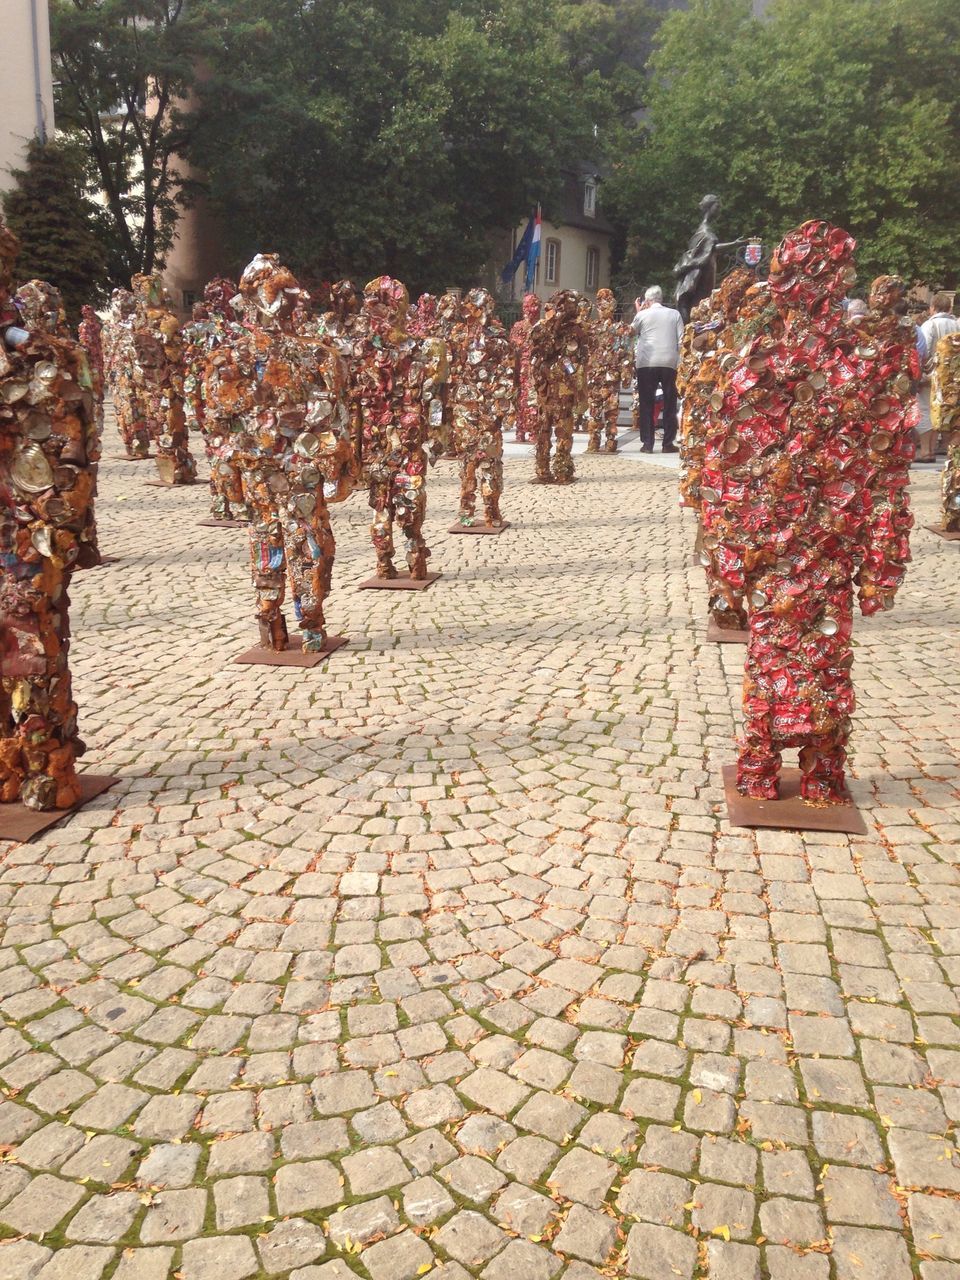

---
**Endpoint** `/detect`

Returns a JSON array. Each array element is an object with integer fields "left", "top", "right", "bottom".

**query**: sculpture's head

[
  {"left": 203, "top": 277, "right": 239, "bottom": 319},
  {"left": 131, "top": 272, "right": 170, "bottom": 310},
  {"left": 700, "top": 194, "right": 721, "bottom": 219},
  {"left": 437, "top": 291, "right": 460, "bottom": 324},
  {"left": 577, "top": 295, "right": 593, "bottom": 323},
  {"left": 15, "top": 280, "right": 65, "bottom": 334},
  {"left": 595, "top": 288, "right": 617, "bottom": 320},
  {"left": 551, "top": 289, "right": 580, "bottom": 322},
  {"left": 363, "top": 275, "right": 409, "bottom": 333},
  {"left": 191, "top": 301, "right": 210, "bottom": 323},
  {"left": 768, "top": 220, "right": 856, "bottom": 326},
  {"left": 522, "top": 293, "right": 541, "bottom": 324},
  {"left": 330, "top": 278, "right": 360, "bottom": 319},
  {"left": 81, "top": 304, "right": 99, "bottom": 326},
  {"left": 239, "top": 254, "right": 304, "bottom": 327},
  {"left": 110, "top": 288, "right": 135, "bottom": 320},
  {"left": 415, "top": 292, "right": 437, "bottom": 328},
  {"left": 868, "top": 274, "right": 907, "bottom": 315},
  {"left": 462, "top": 287, "right": 496, "bottom": 325}
]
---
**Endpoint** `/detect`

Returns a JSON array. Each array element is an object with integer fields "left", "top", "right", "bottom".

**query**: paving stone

[
  {"left": 402, "top": 1175, "right": 455, "bottom": 1226},
  {"left": 821, "top": 1164, "right": 901, "bottom": 1227},
  {"left": 257, "top": 1218, "right": 327, "bottom": 1272},
  {"left": 362, "top": 1230, "right": 434, "bottom": 1280},
  {"left": 761, "top": 1149, "right": 814, "bottom": 1199},
  {"left": 441, "top": 1153, "right": 507, "bottom": 1204},
  {"left": 548, "top": 1147, "right": 617, "bottom": 1207},
  {"left": 434, "top": 1209, "right": 507, "bottom": 1266},
  {"left": 66, "top": 1191, "right": 140, "bottom": 1242},
  {"left": 1, "top": 1174, "right": 84, "bottom": 1234},
  {"left": 758, "top": 1198, "right": 825, "bottom": 1247},
  {"left": 459, "top": 1068, "right": 531, "bottom": 1117},
  {"left": 32, "top": 1246, "right": 113, "bottom": 1280},
  {"left": 624, "top": 1223, "right": 698, "bottom": 1279},
  {"left": 139, "top": 1188, "right": 207, "bottom": 1242},
  {"left": 180, "top": 1236, "right": 259, "bottom": 1280},
  {"left": 699, "top": 1136, "right": 758, "bottom": 1186},
  {"left": 888, "top": 1127, "right": 960, "bottom": 1192},
  {"left": 108, "top": 1249, "right": 175, "bottom": 1280},
  {"left": 618, "top": 1169, "right": 690, "bottom": 1226},
  {"left": 326, "top": 1196, "right": 399, "bottom": 1247},
  {"left": 514, "top": 1091, "right": 586, "bottom": 1142},
  {"left": 137, "top": 1142, "right": 201, "bottom": 1188},
  {"left": 553, "top": 1204, "right": 617, "bottom": 1263},
  {"left": 691, "top": 1182, "right": 756, "bottom": 1239},
  {"left": 275, "top": 1159, "right": 342, "bottom": 1214},
  {"left": 832, "top": 1225, "right": 913, "bottom": 1278},
  {"left": 910, "top": 1193, "right": 960, "bottom": 1261},
  {"left": 342, "top": 1145, "right": 411, "bottom": 1195},
  {"left": 481, "top": 1239, "right": 562, "bottom": 1280},
  {"left": 705, "top": 1240, "right": 762, "bottom": 1280},
  {"left": 493, "top": 1183, "right": 559, "bottom": 1235}
]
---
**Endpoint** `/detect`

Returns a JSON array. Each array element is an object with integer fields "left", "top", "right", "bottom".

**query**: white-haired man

[{"left": 631, "top": 285, "right": 684, "bottom": 453}]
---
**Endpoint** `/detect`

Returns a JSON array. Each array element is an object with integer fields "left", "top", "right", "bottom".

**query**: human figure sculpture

[
  {"left": 0, "top": 222, "right": 99, "bottom": 810},
  {"left": 78, "top": 305, "right": 104, "bottom": 396},
  {"left": 183, "top": 277, "right": 249, "bottom": 521},
  {"left": 355, "top": 276, "right": 448, "bottom": 579},
  {"left": 702, "top": 220, "right": 917, "bottom": 803},
  {"left": 202, "top": 254, "right": 357, "bottom": 651},
  {"left": 678, "top": 268, "right": 756, "bottom": 631},
  {"left": 933, "top": 332, "right": 960, "bottom": 531},
  {"left": 409, "top": 293, "right": 437, "bottom": 340},
  {"left": 130, "top": 273, "right": 196, "bottom": 484},
  {"left": 509, "top": 293, "right": 542, "bottom": 444},
  {"left": 674, "top": 195, "right": 746, "bottom": 323},
  {"left": 528, "top": 289, "right": 588, "bottom": 485},
  {"left": 103, "top": 288, "right": 150, "bottom": 459},
  {"left": 447, "top": 287, "right": 514, "bottom": 527},
  {"left": 586, "top": 288, "right": 632, "bottom": 453}
]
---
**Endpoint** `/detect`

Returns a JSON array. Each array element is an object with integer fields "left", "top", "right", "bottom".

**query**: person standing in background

[
  {"left": 631, "top": 286, "right": 684, "bottom": 453},
  {"left": 918, "top": 293, "right": 959, "bottom": 461}
]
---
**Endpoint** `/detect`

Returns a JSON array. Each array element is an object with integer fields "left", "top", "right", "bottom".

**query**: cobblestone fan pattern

[{"left": 0, "top": 418, "right": 958, "bottom": 1280}]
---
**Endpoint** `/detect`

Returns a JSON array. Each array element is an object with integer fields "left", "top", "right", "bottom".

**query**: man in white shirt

[
  {"left": 631, "top": 286, "right": 685, "bottom": 453},
  {"left": 918, "top": 292, "right": 959, "bottom": 461}
]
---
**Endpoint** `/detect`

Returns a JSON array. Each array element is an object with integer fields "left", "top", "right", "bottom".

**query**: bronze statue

[{"left": 673, "top": 195, "right": 745, "bottom": 323}]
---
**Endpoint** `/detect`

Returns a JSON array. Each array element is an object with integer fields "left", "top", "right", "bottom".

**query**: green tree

[
  {"left": 190, "top": 0, "right": 642, "bottom": 293},
  {"left": 50, "top": 0, "right": 217, "bottom": 282},
  {"left": 1, "top": 139, "right": 109, "bottom": 322},
  {"left": 606, "top": 0, "right": 960, "bottom": 293}
]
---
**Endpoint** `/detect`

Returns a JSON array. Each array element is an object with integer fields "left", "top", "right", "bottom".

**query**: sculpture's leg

[
  {"left": 248, "top": 497, "right": 289, "bottom": 651},
  {"left": 481, "top": 437, "right": 504, "bottom": 526},
  {"left": 156, "top": 399, "right": 197, "bottom": 484},
  {"left": 400, "top": 467, "right": 430, "bottom": 579},
  {"left": 552, "top": 404, "right": 575, "bottom": 483},
  {"left": 286, "top": 488, "right": 335, "bottom": 652},
  {"left": 605, "top": 389, "right": 618, "bottom": 452},
  {"left": 799, "top": 732, "right": 848, "bottom": 803},
  {"left": 534, "top": 416, "right": 553, "bottom": 482},
  {"left": 459, "top": 451, "right": 478, "bottom": 523},
  {"left": 369, "top": 478, "right": 397, "bottom": 578},
  {"left": 737, "top": 711, "right": 782, "bottom": 800},
  {"left": 586, "top": 399, "right": 601, "bottom": 453}
]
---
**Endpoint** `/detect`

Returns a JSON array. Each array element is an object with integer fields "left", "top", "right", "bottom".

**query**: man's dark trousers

[{"left": 636, "top": 365, "right": 679, "bottom": 450}]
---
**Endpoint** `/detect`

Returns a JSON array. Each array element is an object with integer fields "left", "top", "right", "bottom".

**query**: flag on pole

[
  {"left": 501, "top": 213, "right": 535, "bottom": 285},
  {"left": 524, "top": 206, "right": 542, "bottom": 292}
]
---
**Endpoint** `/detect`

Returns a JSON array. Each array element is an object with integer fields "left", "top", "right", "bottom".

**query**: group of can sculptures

[
  {"left": 701, "top": 220, "right": 917, "bottom": 804},
  {"left": 353, "top": 276, "right": 448, "bottom": 580},
  {"left": 528, "top": 289, "right": 589, "bottom": 485},
  {"left": 0, "top": 221, "right": 100, "bottom": 810},
  {"left": 932, "top": 331, "right": 960, "bottom": 531},
  {"left": 585, "top": 288, "right": 632, "bottom": 454},
  {"left": 103, "top": 288, "right": 150, "bottom": 460},
  {"left": 508, "top": 293, "right": 541, "bottom": 444},
  {"left": 445, "top": 288, "right": 514, "bottom": 527},
  {"left": 182, "top": 278, "right": 250, "bottom": 521},
  {"left": 130, "top": 273, "right": 197, "bottom": 485},
  {"left": 202, "top": 255, "right": 357, "bottom": 652}
]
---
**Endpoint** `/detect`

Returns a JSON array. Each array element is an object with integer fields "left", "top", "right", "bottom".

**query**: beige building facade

[{"left": 0, "top": 0, "right": 55, "bottom": 192}]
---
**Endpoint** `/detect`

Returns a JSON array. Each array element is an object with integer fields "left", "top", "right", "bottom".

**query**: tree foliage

[
  {"left": 605, "top": 0, "right": 960, "bottom": 293},
  {"left": 189, "top": 0, "right": 651, "bottom": 293},
  {"left": 50, "top": 0, "right": 216, "bottom": 283},
  {"left": 1, "top": 139, "right": 109, "bottom": 322}
]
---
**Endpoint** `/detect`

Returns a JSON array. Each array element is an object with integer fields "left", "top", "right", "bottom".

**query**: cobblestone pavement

[{"left": 0, "top": 428, "right": 958, "bottom": 1280}]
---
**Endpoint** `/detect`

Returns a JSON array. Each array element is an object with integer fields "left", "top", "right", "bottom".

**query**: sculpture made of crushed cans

[
  {"left": 103, "top": 288, "right": 150, "bottom": 459},
  {"left": 701, "top": 220, "right": 918, "bottom": 804},
  {"left": 0, "top": 223, "right": 100, "bottom": 810},
  {"left": 355, "top": 276, "right": 448, "bottom": 579},
  {"left": 130, "top": 273, "right": 197, "bottom": 484},
  {"left": 678, "top": 268, "right": 758, "bottom": 630},
  {"left": 78, "top": 305, "right": 104, "bottom": 397},
  {"left": 932, "top": 333, "right": 960, "bottom": 531},
  {"left": 183, "top": 277, "right": 250, "bottom": 521},
  {"left": 586, "top": 288, "right": 632, "bottom": 454},
  {"left": 446, "top": 288, "right": 514, "bottom": 526},
  {"left": 508, "top": 293, "right": 541, "bottom": 443},
  {"left": 528, "top": 289, "right": 589, "bottom": 484},
  {"left": 202, "top": 254, "right": 358, "bottom": 651}
]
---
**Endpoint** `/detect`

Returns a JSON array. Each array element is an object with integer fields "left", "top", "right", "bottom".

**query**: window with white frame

[
  {"left": 585, "top": 247, "right": 600, "bottom": 292},
  {"left": 583, "top": 178, "right": 597, "bottom": 218},
  {"left": 545, "top": 239, "right": 561, "bottom": 285}
]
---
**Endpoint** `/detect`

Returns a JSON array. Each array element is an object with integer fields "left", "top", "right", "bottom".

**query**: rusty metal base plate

[
  {"left": 233, "top": 635, "right": 347, "bottom": 667},
  {"left": 358, "top": 572, "right": 442, "bottom": 591},
  {"left": 707, "top": 618, "right": 749, "bottom": 645},
  {"left": 109, "top": 455, "right": 153, "bottom": 462},
  {"left": 722, "top": 765, "right": 867, "bottom": 834},
  {"left": 448, "top": 521, "right": 511, "bottom": 536},
  {"left": 198, "top": 519, "right": 248, "bottom": 529},
  {"left": 145, "top": 478, "right": 203, "bottom": 488},
  {"left": 0, "top": 775, "right": 120, "bottom": 844},
  {"left": 925, "top": 524, "right": 960, "bottom": 541}
]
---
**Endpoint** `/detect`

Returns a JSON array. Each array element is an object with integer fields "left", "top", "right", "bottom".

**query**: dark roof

[{"left": 548, "top": 167, "right": 616, "bottom": 237}]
